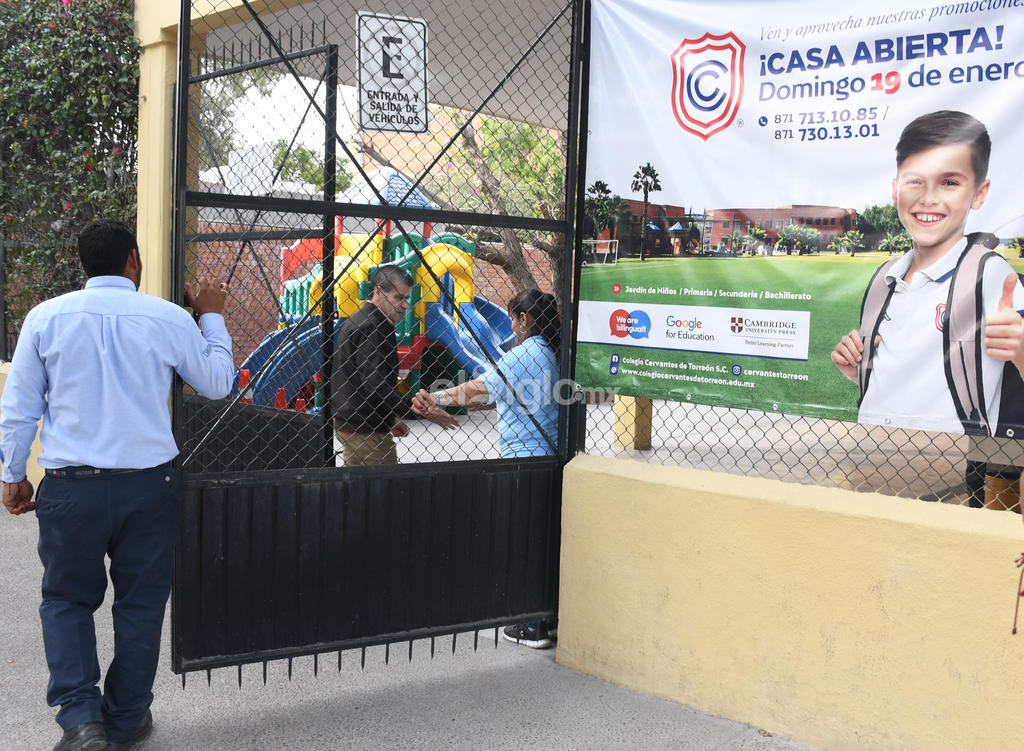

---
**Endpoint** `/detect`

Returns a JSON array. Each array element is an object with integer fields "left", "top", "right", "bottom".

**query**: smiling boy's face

[{"left": 892, "top": 142, "right": 990, "bottom": 258}]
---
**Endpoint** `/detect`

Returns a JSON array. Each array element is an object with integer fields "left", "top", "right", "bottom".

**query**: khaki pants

[{"left": 337, "top": 431, "right": 397, "bottom": 466}]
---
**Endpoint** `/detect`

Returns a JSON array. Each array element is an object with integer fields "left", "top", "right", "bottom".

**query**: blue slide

[
  {"left": 235, "top": 318, "right": 339, "bottom": 406},
  {"left": 235, "top": 275, "right": 513, "bottom": 405},
  {"left": 423, "top": 274, "right": 513, "bottom": 378}
]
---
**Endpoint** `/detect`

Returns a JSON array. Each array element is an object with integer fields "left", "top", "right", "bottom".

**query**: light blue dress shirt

[
  {"left": 481, "top": 335, "right": 558, "bottom": 458},
  {"left": 0, "top": 276, "right": 234, "bottom": 481}
]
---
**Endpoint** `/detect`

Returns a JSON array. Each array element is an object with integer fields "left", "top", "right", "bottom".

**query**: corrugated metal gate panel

[{"left": 172, "top": 460, "right": 561, "bottom": 673}]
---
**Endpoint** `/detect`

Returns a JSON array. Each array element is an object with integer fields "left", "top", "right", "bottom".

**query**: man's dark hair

[
  {"left": 372, "top": 264, "right": 414, "bottom": 293},
  {"left": 78, "top": 219, "right": 138, "bottom": 278},
  {"left": 896, "top": 110, "right": 991, "bottom": 184}
]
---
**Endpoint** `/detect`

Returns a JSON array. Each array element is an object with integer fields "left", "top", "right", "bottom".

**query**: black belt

[{"left": 45, "top": 462, "right": 172, "bottom": 479}]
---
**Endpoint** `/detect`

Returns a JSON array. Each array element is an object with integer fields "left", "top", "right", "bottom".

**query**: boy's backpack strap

[
  {"left": 856, "top": 258, "right": 900, "bottom": 401},
  {"left": 943, "top": 232, "right": 1000, "bottom": 435}
]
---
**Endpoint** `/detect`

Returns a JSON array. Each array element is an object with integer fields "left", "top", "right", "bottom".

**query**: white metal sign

[{"left": 357, "top": 12, "right": 428, "bottom": 133}]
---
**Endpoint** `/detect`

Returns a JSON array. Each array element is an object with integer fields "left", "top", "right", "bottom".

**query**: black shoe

[
  {"left": 53, "top": 722, "right": 107, "bottom": 751},
  {"left": 108, "top": 710, "right": 153, "bottom": 751},
  {"left": 502, "top": 621, "right": 554, "bottom": 649}
]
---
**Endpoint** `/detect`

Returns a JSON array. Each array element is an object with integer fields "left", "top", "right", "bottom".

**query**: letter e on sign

[{"left": 358, "top": 13, "right": 428, "bottom": 133}]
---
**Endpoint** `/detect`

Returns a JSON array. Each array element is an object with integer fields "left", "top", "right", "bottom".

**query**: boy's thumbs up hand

[{"left": 984, "top": 272, "right": 1024, "bottom": 368}]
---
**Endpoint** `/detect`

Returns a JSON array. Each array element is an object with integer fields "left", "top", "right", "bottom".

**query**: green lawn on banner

[{"left": 577, "top": 254, "right": 891, "bottom": 420}]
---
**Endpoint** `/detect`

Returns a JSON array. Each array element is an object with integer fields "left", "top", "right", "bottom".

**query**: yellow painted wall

[
  {"left": 558, "top": 454, "right": 1024, "bottom": 751},
  {"left": 133, "top": 0, "right": 311, "bottom": 299},
  {"left": 0, "top": 364, "right": 44, "bottom": 488}
]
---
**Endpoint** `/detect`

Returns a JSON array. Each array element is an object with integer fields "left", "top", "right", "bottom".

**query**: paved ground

[{"left": 1, "top": 503, "right": 822, "bottom": 751}]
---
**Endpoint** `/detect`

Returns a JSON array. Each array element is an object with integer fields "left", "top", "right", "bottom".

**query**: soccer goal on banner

[{"left": 581, "top": 239, "right": 619, "bottom": 266}]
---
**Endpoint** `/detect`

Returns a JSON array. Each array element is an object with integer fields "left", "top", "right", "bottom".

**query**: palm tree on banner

[{"left": 631, "top": 162, "right": 662, "bottom": 261}]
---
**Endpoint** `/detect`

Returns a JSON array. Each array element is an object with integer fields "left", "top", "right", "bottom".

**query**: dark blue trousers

[{"left": 35, "top": 465, "right": 178, "bottom": 743}]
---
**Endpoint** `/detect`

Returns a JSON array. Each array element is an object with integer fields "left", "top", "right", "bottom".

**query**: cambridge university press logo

[
  {"left": 730, "top": 316, "right": 744, "bottom": 334},
  {"left": 670, "top": 31, "right": 746, "bottom": 141}
]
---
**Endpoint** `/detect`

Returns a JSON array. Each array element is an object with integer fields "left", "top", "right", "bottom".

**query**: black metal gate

[{"left": 171, "top": 0, "right": 585, "bottom": 674}]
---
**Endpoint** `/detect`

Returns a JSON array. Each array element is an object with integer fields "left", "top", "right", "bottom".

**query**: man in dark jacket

[{"left": 331, "top": 265, "right": 457, "bottom": 464}]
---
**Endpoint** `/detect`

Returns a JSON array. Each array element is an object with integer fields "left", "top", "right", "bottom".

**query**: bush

[{"left": 0, "top": 0, "right": 139, "bottom": 328}]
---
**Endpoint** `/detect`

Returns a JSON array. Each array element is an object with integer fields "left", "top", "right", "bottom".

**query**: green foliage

[
  {"left": 827, "top": 230, "right": 864, "bottom": 254},
  {"left": 1007, "top": 237, "right": 1024, "bottom": 258},
  {"left": 777, "top": 224, "right": 822, "bottom": 253},
  {"left": 585, "top": 180, "right": 626, "bottom": 240},
  {"left": 630, "top": 162, "right": 661, "bottom": 260},
  {"left": 630, "top": 162, "right": 661, "bottom": 198},
  {"left": 478, "top": 115, "right": 564, "bottom": 217},
  {"left": 198, "top": 66, "right": 282, "bottom": 171},
  {"left": 858, "top": 204, "right": 903, "bottom": 236},
  {"left": 271, "top": 139, "right": 352, "bottom": 195},
  {"left": 878, "top": 229, "right": 913, "bottom": 255},
  {"left": 432, "top": 111, "right": 565, "bottom": 224},
  {"left": 744, "top": 227, "right": 769, "bottom": 253},
  {"left": 0, "top": 0, "right": 139, "bottom": 327}
]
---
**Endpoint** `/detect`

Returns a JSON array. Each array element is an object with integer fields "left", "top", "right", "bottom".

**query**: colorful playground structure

[{"left": 234, "top": 217, "right": 515, "bottom": 410}]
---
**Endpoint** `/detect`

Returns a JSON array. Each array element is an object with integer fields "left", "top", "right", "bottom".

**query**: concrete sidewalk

[{"left": 1, "top": 513, "right": 822, "bottom": 751}]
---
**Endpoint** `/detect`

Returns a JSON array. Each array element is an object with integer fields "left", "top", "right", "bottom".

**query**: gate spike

[
  {"left": 206, "top": 669, "right": 211, "bottom": 687},
  {"left": 237, "top": 665, "right": 242, "bottom": 689},
  {"left": 474, "top": 630, "right": 479, "bottom": 652},
  {"left": 313, "top": 653, "right": 319, "bottom": 677},
  {"left": 385, "top": 643, "right": 390, "bottom": 665},
  {"left": 262, "top": 661, "right": 267, "bottom": 686},
  {"left": 287, "top": 658, "right": 293, "bottom": 681},
  {"left": 451, "top": 632, "right": 457, "bottom": 655},
  {"left": 360, "top": 647, "right": 366, "bottom": 670},
  {"left": 337, "top": 650, "right": 342, "bottom": 672},
  {"left": 494, "top": 627, "right": 499, "bottom": 648},
  {"left": 181, "top": 672, "right": 186, "bottom": 689},
  {"left": 430, "top": 636, "right": 435, "bottom": 659},
  {"left": 408, "top": 639, "right": 414, "bottom": 662}
]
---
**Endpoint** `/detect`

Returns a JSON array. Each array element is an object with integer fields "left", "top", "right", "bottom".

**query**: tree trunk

[
  {"left": 640, "top": 192, "right": 649, "bottom": 262},
  {"left": 460, "top": 123, "right": 540, "bottom": 293}
]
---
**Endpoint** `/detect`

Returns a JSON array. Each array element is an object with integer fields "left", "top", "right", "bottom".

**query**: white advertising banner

[
  {"left": 588, "top": 0, "right": 1024, "bottom": 236},
  {"left": 577, "top": 301, "right": 811, "bottom": 360},
  {"left": 579, "top": 0, "right": 1024, "bottom": 436}
]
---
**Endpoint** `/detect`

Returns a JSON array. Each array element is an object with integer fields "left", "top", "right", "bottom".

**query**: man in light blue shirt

[{"left": 0, "top": 219, "right": 233, "bottom": 751}]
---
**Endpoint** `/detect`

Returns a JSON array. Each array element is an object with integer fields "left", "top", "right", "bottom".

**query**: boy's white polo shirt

[{"left": 858, "top": 237, "right": 1024, "bottom": 434}]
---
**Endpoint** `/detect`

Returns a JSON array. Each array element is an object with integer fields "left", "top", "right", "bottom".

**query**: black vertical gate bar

[
  {"left": 169, "top": 1, "right": 193, "bottom": 663},
  {"left": 560, "top": 0, "right": 587, "bottom": 460},
  {"left": 567, "top": 0, "right": 592, "bottom": 455},
  {"left": 321, "top": 46, "right": 338, "bottom": 465},
  {"left": 0, "top": 237, "right": 7, "bottom": 362},
  {"left": 169, "top": 0, "right": 193, "bottom": 464}
]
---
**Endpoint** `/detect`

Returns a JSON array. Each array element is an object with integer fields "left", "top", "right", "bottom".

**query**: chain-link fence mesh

[
  {"left": 178, "top": 0, "right": 575, "bottom": 472},
  {"left": 582, "top": 398, "right": 1024, "bottom": 513},
  {"left": 177, "top": 1, "right": 1024, "bottom": 518}
]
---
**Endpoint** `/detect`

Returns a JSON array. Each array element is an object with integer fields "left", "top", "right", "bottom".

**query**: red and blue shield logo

[{"left": 670, "top": 32, "right": 746, "bottom": 141}]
